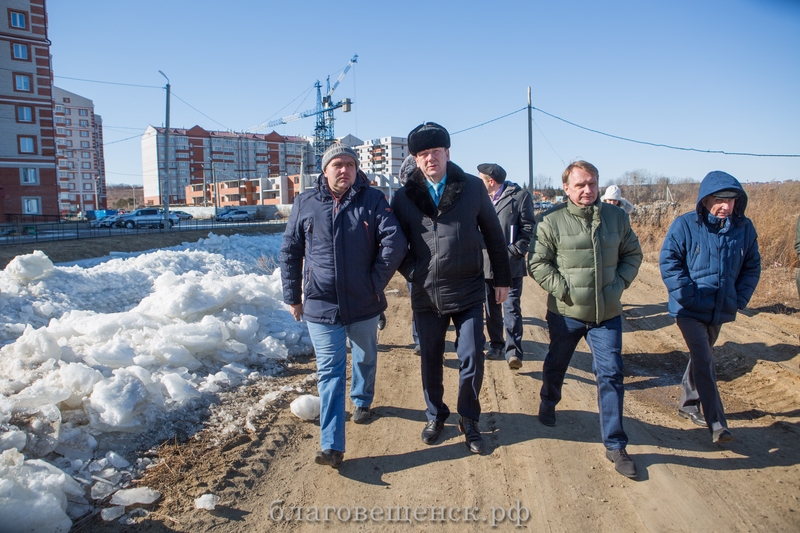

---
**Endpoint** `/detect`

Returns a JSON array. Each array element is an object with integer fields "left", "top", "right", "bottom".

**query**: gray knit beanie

[{"left": 321, "top": 143, "right": 359, "bottom": 172}]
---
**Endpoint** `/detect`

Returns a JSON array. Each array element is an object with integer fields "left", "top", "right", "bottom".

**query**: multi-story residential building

[
  {"left": 142, "top": 125, "right": 316, "bottom": 206},
  {"left": 53, "top": 87, "right": 106, "bottom": 216},
  {"left": 0, "top": 0, "right": 59, "bottom": 219},
  {"left": 353, "top": 136, "right": 408, "bottom": 188}
]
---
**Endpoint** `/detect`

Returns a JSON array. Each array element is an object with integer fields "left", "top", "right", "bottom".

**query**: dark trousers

[
  {"left": 676, "top": 317, "right": 727, "bottom": 432},
  {"left": 415, "top": 304, "right": 486, "bottom": 422},
  {"left": 541, "top": 311, "right": 628, "bottom": 449},
  {"left": 408, "top": 281, "right": 419, "bottom": 345},
  {"left": 484, "top": 277, "right": 524, "bottom": 360}
]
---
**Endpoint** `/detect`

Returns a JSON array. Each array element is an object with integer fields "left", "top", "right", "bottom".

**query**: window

[
  {"left": 80, "top": 162, "right": 90, "bottom": 169},
  {"left": 81, "top": 151, "right": 90, "bottom": 158},
  {"left": 83, "top": 183, "right": 93, "bottom": 190},
  {"left": 80, "top": 131, "right": 89, "bottom": 137},
  {"left": 58, "top": 171, "right": 67, "bottom": 178},
  {"left": 80, "top": 141, "right": 89, "bottom": 148},
  {"left": 18, "top": 136, "right": 35, "bottom": 154},
  {"left": 63, "top": 97, "right": 70, "bottom": 103},
  {"left": 79, "top": 109, "right": 88, "bottom": 116},
  {"left": 20, "top": 168, "right": 37, "bottom": 185},
  {"left": 10, "top": 11, "right": 27, "bottom": 29},
  {"left": 65, "top": 140, "right": 72, "bottom": 147},
  {"left": 16, "top": 105, "right": 33, "bottom": 123},
  {"left": 22, "top": 197, "right": 41, "bottom": 215},
  {"left": 14, "top": 73, "right": 31, "bottom": 92},
  {"left": 65, "top": 119, "right": 71, "bottom": 125},
  {"left": 68, "top": 183, "right": 75, "bottom": 190},
  {"left": 56, "top": 127, "right": 65, "bottom": 134},
  {"left": 55, "top": 105, "right": 63, "bottom": 113},
  {"left": 82, "top": 173, "right": 92, "bottom": 180},
  {"left": 65, "top": 130, "right": 72, "bottom": 137},
  {"left": 64, "top": 108, "right": 70, "bottom": 115},
  {"left": 83, "top": 194, "right": 93, "bottom": 201},
  {"left": 79, "top": 120, "right": 88, "bottom": 127},
  {"left": 12, "top": 43, "right": 29, "bottom": 60},
  {"left": 55, "top": 116, "right": 65, "bottom": 124}
]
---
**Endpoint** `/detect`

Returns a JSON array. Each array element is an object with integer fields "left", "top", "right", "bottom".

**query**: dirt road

[{"left": 81, "top": 260, "right": 800, "bottom": 532}]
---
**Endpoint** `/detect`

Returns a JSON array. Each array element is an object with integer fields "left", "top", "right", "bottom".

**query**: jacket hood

[{"left": 695, "top": 171, "right": 748, "bottom": 219}]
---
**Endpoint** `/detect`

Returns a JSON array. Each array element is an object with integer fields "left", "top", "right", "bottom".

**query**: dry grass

[{"left": 630, "top": 181, "right": 800, "bottom": 311}]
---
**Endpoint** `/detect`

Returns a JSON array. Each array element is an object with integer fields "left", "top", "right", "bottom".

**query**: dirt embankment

[{"left": 65, "top": 252, "right": 800, "bottom": 532}]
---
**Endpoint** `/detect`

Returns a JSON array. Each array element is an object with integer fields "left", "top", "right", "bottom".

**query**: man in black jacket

[
  {"left": 391, "top": 122, "right": 511, "bottom": 454},
  {"left": 478, "top": 163, "right": 536, "bottom": 370}
]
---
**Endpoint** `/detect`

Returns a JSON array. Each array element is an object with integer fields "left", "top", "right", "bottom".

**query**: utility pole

[
  {"left": 527, "top": 86, "right": 534, "bottom": 192},
  {"left": 159, "top": 70, "right": 171, "bottom": 230}
]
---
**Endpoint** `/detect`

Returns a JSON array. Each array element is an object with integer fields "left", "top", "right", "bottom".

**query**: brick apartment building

[
  {"left": 0, "top": 0, "right": 59, "bottom": 219},
  {"left": 53, "top": 86, "right": 106, "bottom": 216},
  {"left": 141, "top": 125, "right": 317, "bottom": 207}
]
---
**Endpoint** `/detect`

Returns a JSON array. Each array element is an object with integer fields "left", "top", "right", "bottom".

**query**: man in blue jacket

[
  {"left": 280, "top": 143, "right": 407, "bottom": 468},
  {"left": 391, "top": 122, "right": 511, "bottom": 455},
  {"left": 660, "top": 171, "right": 761, "bottom": 444}
]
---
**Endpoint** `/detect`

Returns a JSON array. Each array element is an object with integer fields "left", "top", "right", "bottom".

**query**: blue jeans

[
  {"left": 541, "top": 311, "right": 628, "bottom": 449},
  {"left": 306, "top": 315, "right": 379, "bottom": 453},
  {"left": 415, "top": 304, "right": 486, "bottom": 422},
  {"left": 485, "top": 277, "right": 524, "bottom": 360}
]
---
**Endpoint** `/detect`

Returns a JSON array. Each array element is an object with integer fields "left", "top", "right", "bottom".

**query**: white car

[
  {"left": 91, "top": 215, "right": 121, "bottom": 228},
  {"left": 218, "top": 210, "right": 250, "bottom": 222}
]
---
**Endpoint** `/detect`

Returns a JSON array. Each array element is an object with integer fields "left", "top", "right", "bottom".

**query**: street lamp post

[
  {"left": 129, "top": 184, "right": 137, "bottom": 210},
  {"left": 158, "top": 70, "right": 171, "bottom": 230}
]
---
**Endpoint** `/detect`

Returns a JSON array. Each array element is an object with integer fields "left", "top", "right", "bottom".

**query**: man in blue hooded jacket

[
  {"left": 280, "top": 143, "right": 407, "bottom": 467},
  {"left": 660, "top": 171, "right": 761, "bottom": 444}
]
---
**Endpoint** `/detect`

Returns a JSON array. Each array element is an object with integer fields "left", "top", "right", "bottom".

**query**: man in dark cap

[
  {"left": 281, "top": 143, "right": 407, "bottom": 468},
  {"left": 477, "top": 163, "right": 535, "bottom": 370},
  {"left": 391, "top": 123, "right": 511, "bottom": 454},
  {"left": 660, "top": 170, "right": 761, "bottom": 444}
]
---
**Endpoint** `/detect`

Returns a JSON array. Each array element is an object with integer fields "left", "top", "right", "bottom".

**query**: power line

[
  {"left": 172, "top": 92, "right": 231, "bottom": 131},
  {"left": 451, "top": 108, "right": 526, "bottom": 135},
  {"left": 531, "top": 106, "right": 800, "bottom": 158},
  {"left": 104, "top": 134, "right": 141, "bottom": 145},
  {"left": 53, "top": 75, "right": 160, "bottom": 89}
]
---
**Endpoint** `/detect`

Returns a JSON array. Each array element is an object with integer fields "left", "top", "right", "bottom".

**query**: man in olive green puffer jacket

[{"left": 528, "top": 160, "right": 642, "bottom": 479}]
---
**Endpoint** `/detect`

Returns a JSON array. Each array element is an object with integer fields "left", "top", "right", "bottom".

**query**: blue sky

[{"left": 47, "top": 0, "right": 800, "bottom": 187}]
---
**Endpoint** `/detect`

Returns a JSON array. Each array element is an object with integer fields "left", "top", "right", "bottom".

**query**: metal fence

[{"left": 0, "top": 217, "right": 284, "bottom": 247}]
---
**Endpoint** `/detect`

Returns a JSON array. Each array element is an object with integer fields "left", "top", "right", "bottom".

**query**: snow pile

[
  {"left": 0, "top": 233, "right": 313, "bottom": 529},
  {"left": 195, "top": 493, "right": 220, "bottom": 510}
]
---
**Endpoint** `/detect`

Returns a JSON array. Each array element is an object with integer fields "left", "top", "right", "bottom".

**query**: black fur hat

[{"left": 408, "top": 122, "right": 451, "bottom": 155}]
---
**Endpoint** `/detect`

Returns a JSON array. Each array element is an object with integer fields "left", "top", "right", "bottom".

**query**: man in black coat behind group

[{"left": 478, "top": 163, "right": 536, "bottom": 370}]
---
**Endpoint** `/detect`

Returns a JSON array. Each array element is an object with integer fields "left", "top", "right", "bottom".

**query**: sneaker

[
  {"left": 315, "top": 449, "right": 343, "bottom": 468},
  {"left": 538, "top": 401, "right": 556, "bottom": 427},
  {"left": 712, "top": 428, "right": 734, "bottom": 444},
  {"left": 486, "top": 347, "right": 504, "bottom": 360},
  {"left": 606, "top": 448, "right": 637, "bottom": 479},
  {"left": 378, "top": 314, "right": 387, "bottom": 331},
  {"left": 678, "top": 409, "right": 706, "bottom": 427},
  {"left": 458, "top": 416, "right": 483, "bottom": 454},
  {"left": 352, "top": 406, "right": 371, "bottom": 424},
  {"left": 413, "top": 344, "right": 421, "bottom": 356},
  {"left": 508, "top": 355, "right": 522, "bottom": 370},
  {"left": 421, "top": 419, "right": 445, "bottom": 445}
]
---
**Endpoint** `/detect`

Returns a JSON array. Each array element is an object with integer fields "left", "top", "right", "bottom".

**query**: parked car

[
  {"left": 171, "top": 210, "right": 193, "bottom": 220},
  {"left": 91, "top": 215, "right": 119, "bottom": 228},
  {"left": 117, "top": 208, "right": 179, "bottom": 229},
  {"left": 92, "top": 214, "right": 123, "bottom": 228},
  {"left": 217, "top": 210, "right": 250, "bottom": 222}
]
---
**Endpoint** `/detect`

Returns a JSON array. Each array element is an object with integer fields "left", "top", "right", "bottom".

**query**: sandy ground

[{"left": 12, "top": 233, "right": 798, "bottom": 532}]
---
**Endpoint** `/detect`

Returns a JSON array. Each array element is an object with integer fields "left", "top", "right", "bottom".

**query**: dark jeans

[
  {"left": 676, "top": 317, "right": 726, "bottom": 432},
  {"left": 415, "top": 304, "right": 486, "bottom": 422},
  {"left": 484, "top": 277, "right": 524, "bottom": 360},
  {"left": 541, "top": 311, "right": 628, "bottom": 449}
]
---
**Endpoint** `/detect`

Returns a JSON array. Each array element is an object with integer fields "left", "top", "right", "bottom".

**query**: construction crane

[{"left": 256, "top": 54, "right": 357, "bottom": 171}]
